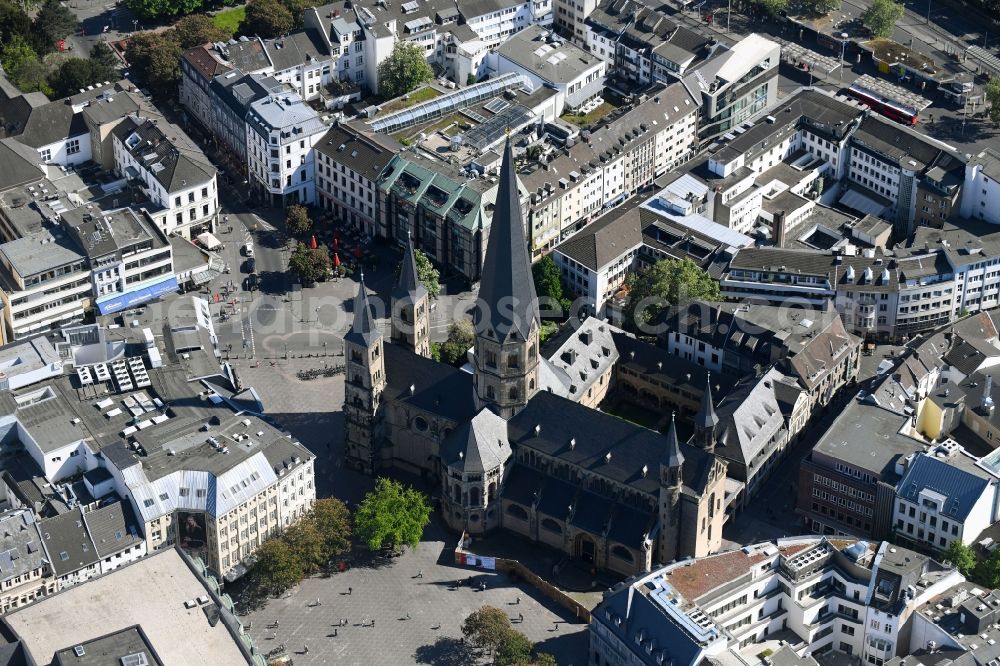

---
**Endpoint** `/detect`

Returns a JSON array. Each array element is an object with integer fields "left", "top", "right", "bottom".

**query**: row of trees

[
  {"left": 126, "top": 14, "right": 232, "bottom": 100},
  {"left": 986, "top": 79, "right": 1000, "bottom": 127},
  {"left": 249, "top": 480, "right": 431, "bottom": 598},
  {"left": 0, "top": 0, "right": 99, "bottom": 97},
  {"left": 462, "top": 606, "right": 556, "bottom": 666},
  {"left": 756, "top": 0, "right": 903, "bottom": 39},
  {"left": 946, "top": 541, "right": 1000, "bottom": 590},
  {"left": 249, "top": 498, "right": 352, "bottom": 596}
]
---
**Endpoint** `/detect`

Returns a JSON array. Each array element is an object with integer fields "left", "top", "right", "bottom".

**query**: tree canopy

[
  {"left": 945, "top": 540, "right": 977, "bottom": 577},
  {"left": 986, "top": 78, "right": 1000, "bottom": 126},
  {"left": 174, "top": 14, "right": 230, "bottom": 48},
  {"left": 289, "top": 242, "right": 331, "bottom": 284},
  {"left": 126, "top": 0, "right": 202, "bottom": 20},
  {"left": 803, "top": 0, "right": 841, "bottom": 14},
  {"left": 625, "top": 258, "right": 721, "bottom": 331},
  {"left": 757, "top": 0, "right": 788, "bottom": 15},
  {"left": 861, "top": 0, "right": 904, "bottom": 38},
  {"left": 311, "top": 498, "right": 352, "bottom": 561},
  {"left": 461, "top": 606, "right": 541, "bottom": 666},
  {"left": 285, "top": 204, "right": 312, "bottom": 236},
  {"left": 532, "top": 254, "right": 569, "bottom": 316},
  {"left": 33, "top": 0, "right": 77, "bottom": 54},
  {"left": 376, "top": 41, "right": 433, "bottom": 100},
  {"left": 439, "top": 318, "right": 474, "bottom": 366},
  {"left": 125, "top": 31, "right": 183, "bottom": 100},
  {"left": 249, "top": 539, "right": 304, "bottom": 596},
  {"left": 48, "top": 57, "right": 117, "bottom": 99},
  {"left": 0, "top": 36, "right": 50, "bottom": 96},
  {"left": 413, "top": 248, "right": 441, "bottom": 299},
  {"left": 354, "top": 478, "right": 431, "bottom": 553},
  {"left": 242, "top": 0, "right": 294, "bottom": 38}
]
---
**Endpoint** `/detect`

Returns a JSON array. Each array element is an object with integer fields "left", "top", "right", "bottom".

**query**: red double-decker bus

[{"left": 846, "top": 84, "right": 919, "bottom": 125}]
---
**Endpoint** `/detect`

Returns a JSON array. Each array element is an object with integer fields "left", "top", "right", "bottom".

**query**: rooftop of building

[
  {"left": 0, "top": 336, "right": 62, "bottom": 386},
  {"left": 112, "top": 116, "right": 216, "bottom": 194},
  {"left": 0, "top": 509, "right": 45, "bottom": 584},
  {"left": 181, "top": 44, "right": 232, "bottom": 83},
  {"left": 314, "top": 121, "right": 400, "bottom": 181},
  {"left": 586, "top": 0, "right": 711, "bottom": 64},
  {"left": 0, "top": 224, "right": 83, "bottom": 279},
  {"left": 60, "top": 205, "right": 165, "bottom": 259},
  {"left": 5, "top": 548, "right": 251, "bottom": 665},
  {"left": 262, "top": 28, "right": 330, "bottom": 73},
  {"left": 971, "top": 147, "right": 1000, "bottom": 181},
  {"left": 248, "top": 92, "right": 327, "bottom": 138},
  {"left": 813, "top": 398, "right": 923, "bottom": 479},
  {"left": 496, "top": 25, "right": 602, "bottom": 84},
  {"left": 52, "top": 625, "right": 163, "bottom": 666},
  {"left": 0, "top": 139, "right": 43, "bottom": 192},
  {"left": 39, "top": 507, "right": 98, "bottom": 578}
]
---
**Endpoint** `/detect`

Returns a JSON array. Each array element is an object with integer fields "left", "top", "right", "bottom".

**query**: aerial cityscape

[{"left": 0, "top": 0, "right": 994, "bottom": 662}]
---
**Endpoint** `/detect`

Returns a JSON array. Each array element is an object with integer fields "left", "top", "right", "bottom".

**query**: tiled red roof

[{"left": 182, "top": 44, "right": 232, "bottom": 81}]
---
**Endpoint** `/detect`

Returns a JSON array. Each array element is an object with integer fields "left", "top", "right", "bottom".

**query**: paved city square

[{"left": 242, "top": 532, "right": 590, "bottom": 666}]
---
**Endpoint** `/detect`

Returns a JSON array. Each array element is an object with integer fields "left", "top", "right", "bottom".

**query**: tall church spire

[
  {"left": 694, "top": 371, "right": 719, "bottom": 451},
  {"left": 393, "top": 234, "right": 427, "bottom": 302},
  {"left": 345, "top": 274, "right": 380, "bottom": 347},
  {"left": 391, "top": 237, "right": 431, "bottom": 357},
  {"left": 472, "top": 138, "right": 540, "bottom": 418},
  {"left": 474, "top": 139, "right": 538, "bottom": 341},
  {"left": 662, "top": 412, "right": 684, "bottom": 470}
]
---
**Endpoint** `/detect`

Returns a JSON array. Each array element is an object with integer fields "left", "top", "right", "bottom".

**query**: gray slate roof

[
  {"left": 82, "top": 501, "right": 142, "bottom": 559},
  {"left": 897, "top": 452, "right": 991, "bottom": 521},
  {"left": 0, "top": 510, "right": 45, "bottom": 584},
  {"left": 441, "top": 408, "right": 510, "bottom": 472},
  {"left": 38, "top": 507, "right": 98, "bottom": 578},
  {"left": 393, "top": 235, "right": 428, "bottom": 302},
  {"left": 344, "top": 279, "right": 381, "bottom": 347},
  {"left": 113, "top": 116, "right": 215, "bottom": 194}
]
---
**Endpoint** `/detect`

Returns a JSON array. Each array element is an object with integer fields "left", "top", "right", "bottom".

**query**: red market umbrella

[
  {"left": 353, "top": 245, "right": 363, "bottom": 259},
  {"left": 332, "top": 237, "right": 339, "bottom": 252},
  {"left": 333, "top": 253, "right": 341, "bottom": 268},
  {"left": 334, "top": 231, "right": 341, "bottom": 242},
  {"left": 310, "top": 235, "right": 318, "bottom": 249}
]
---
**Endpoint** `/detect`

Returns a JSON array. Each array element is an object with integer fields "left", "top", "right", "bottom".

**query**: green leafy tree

[
  {"left": 174, "top": 14, "right": 229, "bottom": 48},
  {"left": 377, "top": 41, "right": 433, "bottom": 100},
  {"left": 48, "top": 57, "right": 115, "bottom": 99},
  {"left": 986, "top": 78, "right": 1000, "bottom": 126},
  {"left": 758, "top": 0, "right": 788, "bottom": 15},
  {"left": 467, "top": 73, "right": 476, "bottom": 86},
  {"left": 125, "top": 31, "right": 183, "bottom": 100},
  {"left": 285, "top": 204, "right": 312, "bottom": 236},
  {"left": 439, "top": 318, "right": 475, "bottom": 366},
  {"left": 0, "top": 36, "right": 50, "bottom": 96},
  {"left": 533, "top": 655, "right": 558, "bottom": 666},
  {"left": 0, "top": 0, "right": 31, "bottom": 46},
  {"left": 538, "top": 320, "right": 558, "bottom": 345},
  {"left": 1, "top": 35, "right": 38, "bottom": 79},
  {"left": 249, "top": 539, "right": 303, "bottom": 596},
  {"left": 354, "top": 478, "right": 431, "bottom": 553},
  {"left": 90, "top": 42, "right": 120, "bottom": 71},
  {"left": 413, "top": 248, "right": 440, "bottom": 299},
  {"left": 496, "top": 629, "right": 534, "bottom": 666},
  {"left": 32, "top": 0, "right": 77, "bottom": 54},
  {"left": 803, "top": 0, "right": 841, "bottom": 14},
  {"left": 461, "top": 606, "right": 512, "bottom": 656},
  {"left": 283, "top": 520, "right": 325, "bottom": 574},
  {"left": 126, "top": 0, "right": 203, "bottom": 20},
  {"left": 532, "top": 254, "right": 569, "bottom": 314},
  {"left": 281, "top": 0, "right": 324, "bottom": 27},
  {"left": 974, "top": 548, "right": 1000, "bottom": 588},
  {"left": 946, "top": 540, "right": 977, "bottom": 577},
  {"left": 310, "top": 498, "right": 352, "bottom": 561},
  {"left": 625, "top": 258, "right": 721, "bottom": 331},
  {"left": 241, "top": 0, "right": 294, "bottom": 38},
  {"left": 289, "top": 242, "right": 331, "bottom": 283},
  {"left": 861, "top": 0, "right": 904, "bottom": 38}
]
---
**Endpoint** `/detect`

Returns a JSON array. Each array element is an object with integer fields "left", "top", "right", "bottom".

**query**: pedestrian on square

[
  {"left": 519, "top": 613, "right": 523, "bottom": 623},
  {"left": 348, "top": 586, "right": 352, "bottom": 595}
]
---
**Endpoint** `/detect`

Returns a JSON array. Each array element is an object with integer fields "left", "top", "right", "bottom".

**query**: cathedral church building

[{"left": 343, "top": 140, "right": 728, "bottom": 576}]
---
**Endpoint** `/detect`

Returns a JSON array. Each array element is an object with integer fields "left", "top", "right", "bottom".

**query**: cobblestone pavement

[{"left": 243, "top": 532, "right": 590, "bottom": 666}]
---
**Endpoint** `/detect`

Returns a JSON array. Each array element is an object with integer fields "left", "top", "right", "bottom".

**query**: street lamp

[{"left": 839, "top": 33, "right": 849, "bottom": 82}]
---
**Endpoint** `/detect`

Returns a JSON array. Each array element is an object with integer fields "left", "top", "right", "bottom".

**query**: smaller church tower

[
  {"left": 694, "top": 372, "right": 719, "bottom": 452},
  {"left": 343, "top": 276, "right": 387, "bottom": 474},
  {"left": 658, "top": 412, "right": 685, "bottom": 564},
  {"left": 391, "top": 235, "right": 431, "bottom": 358}
]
